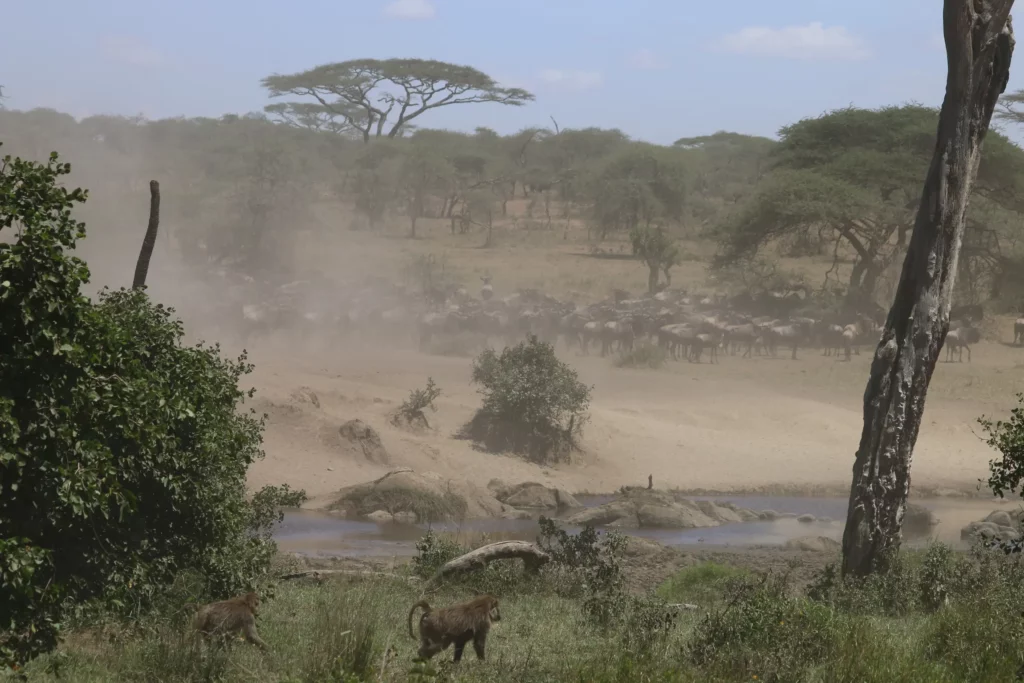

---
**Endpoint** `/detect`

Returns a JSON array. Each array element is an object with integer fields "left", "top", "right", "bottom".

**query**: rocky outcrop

[
  {"left": 961, "top": 508, "right": 1024, "bottom": 544},
  {"left": 290, "top": 386, "right": 320, "bottom": 409},
  {"left": 338, "top": 419, "right": 390, "bottom": 465},
  {"left": 565, "top": 490, "right": 758, "bottom": 530},
  {"left": 495, "top": 482, "right": 582, "bottom": 511},
  {"left": 785, "top": 536, "right": 841, "bottom": 553},
  {"left": 329, "top": 469, "right": 506, "bottom": 523}
]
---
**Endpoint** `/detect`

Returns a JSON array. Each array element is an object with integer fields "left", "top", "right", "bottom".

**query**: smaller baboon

[
  {"left": 194, "top": 592, "right": 268, "bottom": 651},
  {"left": 407, "top": 594, "right": 501, "bottom": 662}
]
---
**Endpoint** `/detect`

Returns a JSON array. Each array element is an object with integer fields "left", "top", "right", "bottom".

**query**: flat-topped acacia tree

[
  {"left": 842, "top": 0, "right": 1016, "bottom": 577},
  {"left": 261, "top": 58, "right": 534, "bottom": 143}
]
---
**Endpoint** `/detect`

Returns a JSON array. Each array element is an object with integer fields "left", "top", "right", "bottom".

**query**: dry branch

[
  {"left": 132, "top": 180, "right": 160, "bottom": 290},
  {"left": 421, "top": 541, "right": 551, "bottom": 592}
]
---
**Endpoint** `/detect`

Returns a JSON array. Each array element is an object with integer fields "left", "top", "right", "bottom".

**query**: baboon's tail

[{"left": 407, "top": 600, "right": 430, "bottom": 640}]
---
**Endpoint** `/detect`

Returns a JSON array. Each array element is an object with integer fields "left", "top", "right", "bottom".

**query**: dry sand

[{"left": 239, "top": 335, "right": 1014, "bottom": 507}]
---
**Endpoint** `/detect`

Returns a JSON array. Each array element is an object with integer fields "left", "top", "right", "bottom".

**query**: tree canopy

[
  {"left": 716, "top": 105, "right": 1024, "bottom": 307},
  {"left": 262, "top": 58, "right": 534, "bottom": 143}
]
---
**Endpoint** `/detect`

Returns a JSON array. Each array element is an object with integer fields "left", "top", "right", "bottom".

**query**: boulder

[
  {"left": 961, "top": 520, "right": 1020, "bottom": 543},
  {"left": 566, "top": 502, "right": 639, "bottom": 527},
  {"left": 785, "top": 536, "right": 841, "bottom": 553},
  {"left": 759, "top": 510, "right": 780, "bottom": 521},
  {"left": 329, "top": 469, "right": 506, "bottom": 522},
  {"left": 797, "top": 514, "right": 816, "bottom": 524},
  {"left": 696, "top": 500, "right": 744, "bottom": 524},
  {"left": 290, "top": 386, "right": 320, "bottom": 409},
  {"left": 498, "top": 482, "right": 582, "bottom": 510},
  {"left": 366, "top": 510, "right": 394, "bottom": 523},
  {"left": 637, "top": 503, "right": 719, "bottom": 529},
  {"left": 984, "top": 510, "right": 1014, "bottom": 528},
  {"left": 338, "top": 419, "right": 390, "bottom": 465}
]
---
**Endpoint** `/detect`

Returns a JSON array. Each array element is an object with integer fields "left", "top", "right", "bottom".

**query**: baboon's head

[
  {"left": 489, "top": 598, "right": 501, "bottom": 622},
  {"left": 245, "top": 592, "right": 261, "bottom": 615}
]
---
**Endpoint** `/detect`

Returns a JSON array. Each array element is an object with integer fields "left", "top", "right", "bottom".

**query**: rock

[
  {"left": 487, "top": 478, "right": 509, "bottom": 496},
  {"left": 736, "top": 508, "right": 761, "bottom": 522},
  {"left": 759, "top": 510, "right": 780, "bottom": 521},
  {"left": 329, "top": 469, "right": 506, "bottom": 522},
  {"left": 785, "top": 536, "right": 841, "bottom": 553},
  {"left": 984, "top": 510, "right": 1014, "bottom": 528},
  {"left": 637, "top": 503, "right": 718, "bottom": 529},
  {"left": 566, "top": 502, "right": 639, "bottom": 527},
  {"left": 779, "top": 512, "right": 797, "bottom": 519},
  {"left": 696, "top": 500, "right": 744, "bottom": 524},
  {"left": 904, "top": 504, "right": 939, "bottom": 537},
  {"left": 366, "top": 510, "right": 394, "bottom": 523},
  {"left": 961, "top": 520, "right": 1021, "bottom": 543},
  {"left": 338, "top": 419, "right": 390, "bottom": 465},
  {"left": 797, "top": 514, "right": 816, "bottom": 524},
  {"left": 392, "top": 511, "right": 418, "bottom": 524},
  {"left": 496, "top": 482, "right": 582, "bottom": 510},
  {"left": 290, "top": 386, "right": 320, "bottom": 409},
  {"left": 819, "top": 516, "right": 832, "bottom": 523}
]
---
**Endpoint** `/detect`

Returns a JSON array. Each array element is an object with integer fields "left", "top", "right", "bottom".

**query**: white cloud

[
  {"left": 628, "top": 49, "right": 666, "bottom": 70},
  {"left": 383, "top": 0, "right": 436, "bottom": 20},
  {"left": 538, "top": 69, "right": 603, "bottom": 91},
  {"left": 718, "top": 22, "right": 870, "bottom": 61},
  {"left": 99, "top": 35, "right": 166, "bottom": 67}
]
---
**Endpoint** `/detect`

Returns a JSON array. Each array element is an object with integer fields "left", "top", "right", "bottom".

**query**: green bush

[
  {"left": 394, "top": 377, "right": 442, "bottom": 428},
  {"left": 465, "top": 336, "right": 592, "bottom": 463},
  {"left": 0, "top": 148, "right": 296, "bottom": 667},
  {"left": 657, "top": 562, "right": 749, "bottom": 606}
]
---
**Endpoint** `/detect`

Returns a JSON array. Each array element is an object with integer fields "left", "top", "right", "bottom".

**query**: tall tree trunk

[
  {"left": 647, "top": 264, "right": 659, "bottom": 294},
  {"left": 132, "top": 180, "right": 160, "bottom": 290},
  {"left": 841, "top": 0, "right": 1014, "bottom": 578}
]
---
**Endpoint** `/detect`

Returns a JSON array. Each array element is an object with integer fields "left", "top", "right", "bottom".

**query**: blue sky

[{"left": 4, "top": 0, "right": 1021, "bottom": 143}]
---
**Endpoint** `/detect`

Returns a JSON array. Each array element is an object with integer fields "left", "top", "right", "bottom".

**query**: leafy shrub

[
  {"left": 614, "top": 342, "right": 667, "bottom": 369},
  {"left": 980, "top": 395, "right": 1024, "bottom": 553},
  {"left": 393, "top": 377, "right": 441, "bottom": 428},
  {"left": 0, "top": 148, "right": 296, "bottom": 667},
  {"left": 537, "top": 517, "right": 629, "bottom": 628},
  {"left": 688, "top": 571, "right": 841, "bottom": 682},
  {"left": 464, "top": 336, "right": 592, "bottom": 463},
  {"left": 410, "top": 530, "right": 466, "bottom": 579},
  {"left": 657, "top": 562, "right": 749, "bottom": 606}
]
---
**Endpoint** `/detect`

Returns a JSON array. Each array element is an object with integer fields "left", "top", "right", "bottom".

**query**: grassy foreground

[{"left": 14, "top": 539, "right": 1024, "bottom": 683}]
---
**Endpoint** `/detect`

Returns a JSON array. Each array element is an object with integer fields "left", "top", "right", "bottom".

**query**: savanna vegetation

[{"left": 6, "top": 6, "right": 1024, "bottom": 680}]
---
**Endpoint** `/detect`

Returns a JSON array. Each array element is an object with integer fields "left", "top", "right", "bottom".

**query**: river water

[{"left": 273, "top": 494, "right": 1017, "bottom": 559}]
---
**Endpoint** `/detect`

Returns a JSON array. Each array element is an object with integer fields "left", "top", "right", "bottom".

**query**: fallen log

[{"left": 422, "top": 541, "right": 551, "bottom": 592}]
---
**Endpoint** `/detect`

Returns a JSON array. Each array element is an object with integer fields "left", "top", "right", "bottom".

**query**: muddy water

[{"left": 274, "top": 495, "right": 1021, "bottom": 559}]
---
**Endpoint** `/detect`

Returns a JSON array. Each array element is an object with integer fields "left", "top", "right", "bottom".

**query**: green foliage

[
  {"left": 0, "top": 147, "right": 296, "bottom": 668},
  {"left": 688, "top": 571, "right": 841, "bottom": 681},
  {"left": 411, "top": 530, "right": 465, "bottom": 579},
  {"left": 630, "top": 226, "right": 681, "bottom": 292},
  {"left": 466, "top": 336, "right": 591, "bottom": 463},
  {"left": 657, "top": 562, "right": 750, "bottom": 606},
  {"left": 396, "top": 377, "right": 442, "bottom": 426},
  {"left": 716, "top": 104, "right": 1024, "bottom": 305},
  {"left": 262, "top": 58, "right": 534, "bottom": 142},
  {"left": 584, "top": 144, "right": 688, "bottom": 239}
]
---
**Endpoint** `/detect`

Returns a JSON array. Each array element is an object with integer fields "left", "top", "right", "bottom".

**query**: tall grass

[{"left": 18, "top": 543, "right": 1024, "bottom": 682}]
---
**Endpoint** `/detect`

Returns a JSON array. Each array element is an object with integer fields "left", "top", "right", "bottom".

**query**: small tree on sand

[
  {"left": 980, "top": 394, "right": 1024, "bottom": 553},
  {"left": 463, "top": 336, "right": 592, "bottom": 463},
  {"left": 393, "top": 377, "right": 442, "bottom": 429},
  {"left": 631, "top": 226, "right": 681, "bottom": 294}
]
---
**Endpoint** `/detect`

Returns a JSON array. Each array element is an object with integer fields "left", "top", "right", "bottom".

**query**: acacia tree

[
  {"left": 261, "top": 59, "right": 534, "bottom": 143},
  {"left": 583, "top": 144, "right": 687, "bottom": 239},
  {"left": 841, "top": 0, "right": 1015, "bottom": 577},
  {"left": 631, "top": 226, "right": 681, "bottom": 293},
  {"left": 717, "top": 105, "right": 1024, "bottom": 309}
]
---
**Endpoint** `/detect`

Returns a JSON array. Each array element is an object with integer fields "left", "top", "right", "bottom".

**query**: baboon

[
  {"left": 194, "top": 592, "right": 268, "bottom": 651},
  {"left": 407, "top": 594, "right": 501, "bottom": 662}
]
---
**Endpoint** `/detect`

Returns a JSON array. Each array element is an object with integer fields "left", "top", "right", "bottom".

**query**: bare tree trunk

[
  {"left": 842, "top": 0, "right": 1015, "bottom": 577},
  {"left": 132, "top": 180, "right": 160, "bottom": 290}
]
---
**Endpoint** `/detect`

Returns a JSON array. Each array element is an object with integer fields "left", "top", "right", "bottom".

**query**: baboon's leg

[
  {"left": 453, "top": 636, "right": 470, "bottom": 663},
  {"left": 473, "top": 631, "right": 487, "bottom": 660}
]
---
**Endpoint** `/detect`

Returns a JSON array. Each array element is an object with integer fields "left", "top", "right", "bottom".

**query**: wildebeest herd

[{"left": 224, "top": 275, "right": 993, "bottom": 364}]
